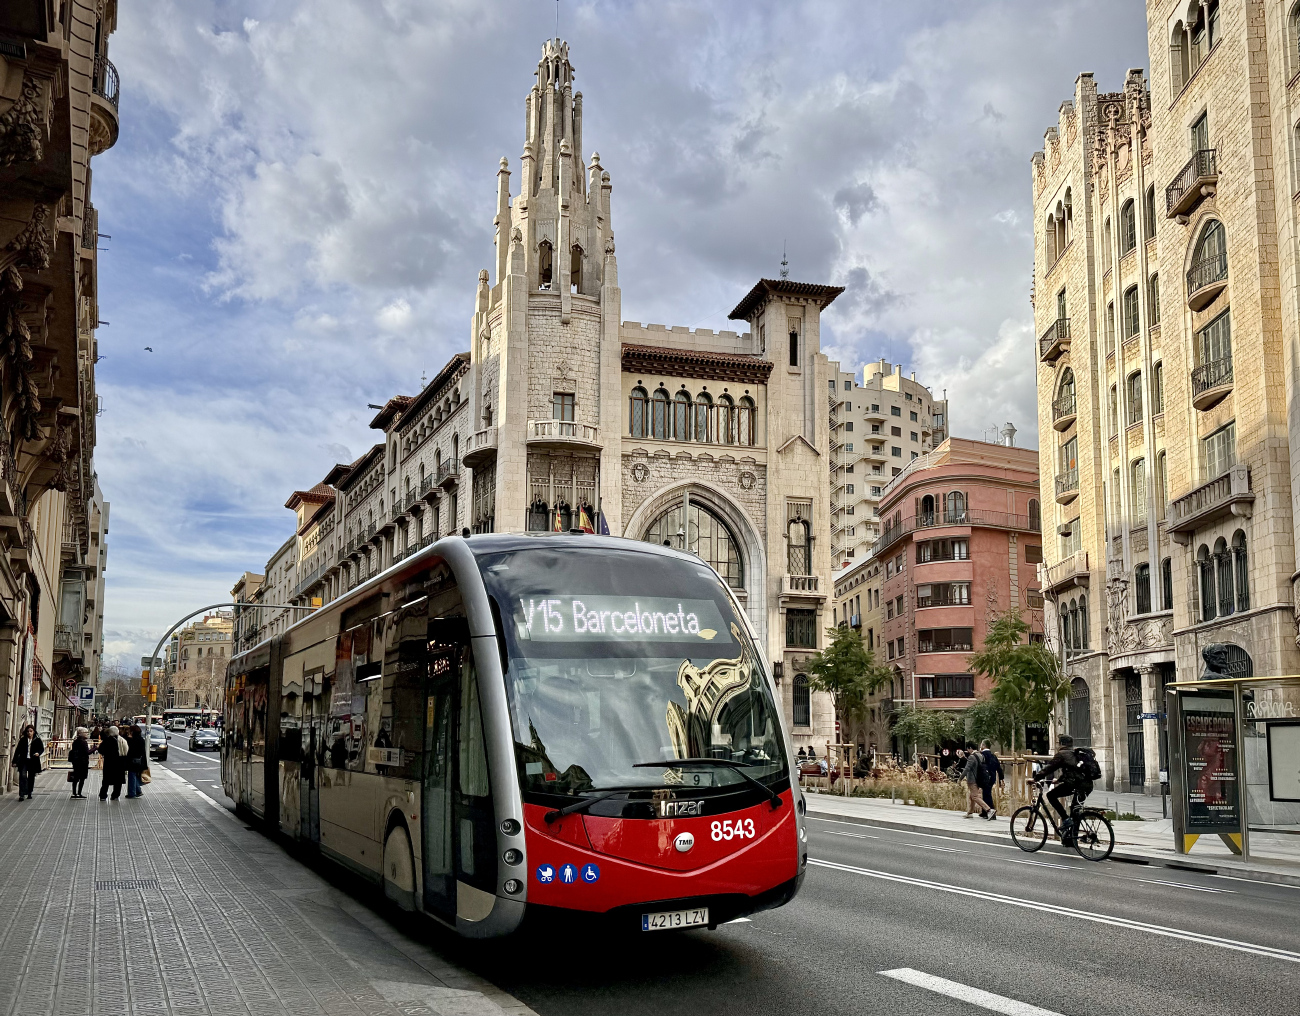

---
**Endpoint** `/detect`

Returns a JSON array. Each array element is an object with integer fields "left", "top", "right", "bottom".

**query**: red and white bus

[{"left": 223, "top": 533, "right": 804, "bottom": 937}]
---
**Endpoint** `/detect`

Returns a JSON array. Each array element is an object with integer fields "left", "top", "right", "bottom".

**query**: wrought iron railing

[
  {"left": 1166, "top": 149, "right": 1216, "bottom": 215},
  {"left": 92, "top": 56, "right": 119, "bottom": 109},
  {"left": 1039, "top": 318, "right": 1070, "bottom": 359},
  {"left": 1052, "top": 391, "right": 1076, "bottom": 423},
  {"left": 1191, "top": 355, "right": 1233, "bottom": 397},
  {"left": 1187, "top": 252, "right": 1227, "bottom": 301},
  {"left": 1056, "top": 469, "right": 1079, "bottom": 498}
]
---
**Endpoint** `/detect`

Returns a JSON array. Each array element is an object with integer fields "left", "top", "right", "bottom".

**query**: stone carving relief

[
  {"left": 1111, "top": 614, "right": 1173, "bottom": 656},
  {"left": 739, "top": 470, "right": 755, "bottom": 491},
  {"left": 631, "top": 463, "right": 649, "bottom": 483},
  {"left": 0, "top": 75, "right": 49, "bottom": 167},
  {"left": 3, "top": 204, "right": 51, "bottom": 274}
]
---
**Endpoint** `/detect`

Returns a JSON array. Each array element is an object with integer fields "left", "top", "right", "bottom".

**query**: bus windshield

[{"left": 475, "top": 543, "right": 787, "bottom": 799}]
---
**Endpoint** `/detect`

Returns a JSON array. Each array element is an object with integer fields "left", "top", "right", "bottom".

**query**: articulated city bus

[{"left": 222, "top": 533, "right": 805, "bottom": 937}]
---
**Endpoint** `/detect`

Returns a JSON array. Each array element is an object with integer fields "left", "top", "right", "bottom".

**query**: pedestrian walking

[
  {"left": 98, "top": 725, "right": 125, "bottom": 801},
  {"left": 10, "top": 724, "right": 44, "bottom": 800},
  {"left": 124, "top": 725, "right": 148, "bottom": 798},
  {"left": 979, "top": 739, "right": 1004, "bottom": 820},
  {"left": 962, "top": 745, "right": 985, "bottom": 818},
  {"left": 68, "top": 727, "right": 91, "bottom": 799}
]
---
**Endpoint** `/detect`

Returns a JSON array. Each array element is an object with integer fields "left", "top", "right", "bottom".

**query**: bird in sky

[{"left": 144, "top": 346, "right": 153, "bottom": 352}]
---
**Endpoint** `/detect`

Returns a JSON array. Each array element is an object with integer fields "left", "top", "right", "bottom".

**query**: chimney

[{"left": 1001, "top": 421, "right": 1017, "bottom": 447}]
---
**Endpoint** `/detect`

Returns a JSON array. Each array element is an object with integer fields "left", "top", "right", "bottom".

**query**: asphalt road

[{"left": 156, "top": 750, "right": 1300, "bottom": 1016}]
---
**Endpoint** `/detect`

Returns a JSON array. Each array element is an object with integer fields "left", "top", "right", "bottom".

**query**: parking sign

[{"left": 76, "top": 684, "right": 94, "bottom": 708}]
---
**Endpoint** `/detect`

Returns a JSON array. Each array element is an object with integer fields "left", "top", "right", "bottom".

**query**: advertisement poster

[
  {"left": 1182, "top": 692, "right": 1240, "bottom": 832},
  {"left": 1267, "top": 721, "right": 1300, "bottom": 802},
  {"left": 329, "top": 631, "right": 354, "bottom": 718}
]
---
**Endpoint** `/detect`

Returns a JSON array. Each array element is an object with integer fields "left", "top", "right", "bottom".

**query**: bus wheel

[{"left": 383, "top": 822, "right": 416, "bottom": 912}]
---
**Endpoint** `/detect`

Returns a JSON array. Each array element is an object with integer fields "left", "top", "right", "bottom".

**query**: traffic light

[
  {"left": 147, "top": 684, "right": 158, "bottom": 703},
  {"left": 140, "top": 674, "right": 150, "bottom": 696}
]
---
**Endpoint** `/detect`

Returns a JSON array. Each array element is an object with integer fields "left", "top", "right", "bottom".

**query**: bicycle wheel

[
  {"left": 1072, "top": 811, "right": 1114, "bottom": 861},
  {"left": 1010, "top": 806, "right": 1047, "bottom": 852}
]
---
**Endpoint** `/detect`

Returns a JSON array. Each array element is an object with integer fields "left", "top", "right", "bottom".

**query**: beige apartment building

[
  {"left": 828, "top": 360, "right": 948, "bottom": 568},
  {"left": 165, "top": 612, "right": 232, "bottom": 712},
  {"left": 1032, "top": 0, "right": 1300, "bottom": 793},
  {"left": 0, "top": 2, "right": 114, "bottom": 783},
  {"left": 232, "top": 38, "right": 859, "bottom": 748}
]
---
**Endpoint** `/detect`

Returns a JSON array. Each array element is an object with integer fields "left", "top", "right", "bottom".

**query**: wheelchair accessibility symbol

[{"left": 581, "top": 863, "right": 600, "bottom": 883}]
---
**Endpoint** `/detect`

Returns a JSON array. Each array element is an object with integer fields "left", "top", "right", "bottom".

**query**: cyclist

[{"left": 1034, "top": 734, "right": 1091, "bottom": 843}]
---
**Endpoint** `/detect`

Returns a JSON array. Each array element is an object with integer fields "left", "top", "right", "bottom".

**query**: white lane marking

[
  {"left": 1135, "top": 878, "right": 1233, "bottom": 894},
  {"left": 1007, "top": 859, "right": 1079, "bottom": 871},
  {"left": 878, "top": 969, "right": 1062, "bottom": 1016},
  {"left": 725, "top": 917, "right": 752, "bottom": 924},
  {"left": 809, "top": 858, "right": 1300, "bottom": 964},
  {"left": 166, "top": 744, "right": 222, "bottom": 762},
  {"left": 824, "top": 830, "right": 879, "bottom": 840},
  {"left": 915, "top": 844, "right": 966, "bottom": 853}
]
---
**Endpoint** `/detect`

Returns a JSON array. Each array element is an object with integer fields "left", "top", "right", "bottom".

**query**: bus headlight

[
  {"left": 503, "top": 848, "right": 523, "bottom": 865},
  {"left": 503, "top": 879, "right": 523, "bottom": 895},
  {"left": 500, "top": 818, "right": 521, "bottom": 836}
]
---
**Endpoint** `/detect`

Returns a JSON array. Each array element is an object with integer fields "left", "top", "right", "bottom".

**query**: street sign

[
  {"left": 76, "top": 684, "right": 94, "bottom": 708},
  {"left": 1139, "top": 711, "right": 1166, "bottom": 720}
]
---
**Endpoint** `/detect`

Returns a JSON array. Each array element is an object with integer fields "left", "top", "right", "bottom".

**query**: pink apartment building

[{"left": 874, "top": 439, "right": 1045, "bottom": 750}]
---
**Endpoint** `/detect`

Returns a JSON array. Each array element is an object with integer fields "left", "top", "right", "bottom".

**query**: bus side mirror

[{"left": 428, "top": 616, "right": 471, "bottom": 646}]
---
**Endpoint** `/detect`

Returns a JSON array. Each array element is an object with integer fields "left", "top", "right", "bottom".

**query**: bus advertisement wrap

[{"left": 1181, "top": 692, "right": 1241, "bottom": 832}]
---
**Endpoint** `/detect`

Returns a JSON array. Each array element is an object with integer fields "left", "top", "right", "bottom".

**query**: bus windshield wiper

[
  {"left": 543, "top": 786, "right": 651, "bottom": 824},
  {"left": 633, "top": 758, "right": 784, "bottom": 810}
]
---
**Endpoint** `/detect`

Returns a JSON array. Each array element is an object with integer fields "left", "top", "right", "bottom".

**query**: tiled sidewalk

[
  {"left": 0, "top": 768, "right": 533, "bottom": 1016},
  {"left": 804, "top": 788, "right": 1300, "bottom": 886}
]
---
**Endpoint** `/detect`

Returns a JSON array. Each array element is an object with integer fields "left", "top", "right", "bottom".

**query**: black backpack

[{"left": 1073, "top": 746, "right": 1102, "bottom": 783}]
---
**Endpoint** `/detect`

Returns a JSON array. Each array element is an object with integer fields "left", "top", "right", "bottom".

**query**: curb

[{"left": 805, "top": 801, "right": 1300, "bottom": 888}]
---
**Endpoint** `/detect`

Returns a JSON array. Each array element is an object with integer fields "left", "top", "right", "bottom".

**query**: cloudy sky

[{"left": 94, "top": 0, "right": 1149, "bottom": 666}]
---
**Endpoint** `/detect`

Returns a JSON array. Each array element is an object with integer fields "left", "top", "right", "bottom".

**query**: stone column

[
  {"left": 0, "top": 621, "right": 19, "bottom": 794},
  {"left": 1109, "top": 674, "right": 1129, "bottom": 793},
  {"left": 1137, "top": 663, "right": 1162, "bottom": 795}
]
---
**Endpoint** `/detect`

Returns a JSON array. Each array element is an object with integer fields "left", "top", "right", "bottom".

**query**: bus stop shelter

[{"left": 1166, "top": 674, "right": 1300, "bottom": 864}]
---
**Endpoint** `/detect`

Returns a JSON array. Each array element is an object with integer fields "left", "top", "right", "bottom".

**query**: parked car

[
  {"left": 188, "top": 727, "right": 221, "bottom": 752},
  {"left": 148, "top": 725, "right": 169, "bottom": 762}
]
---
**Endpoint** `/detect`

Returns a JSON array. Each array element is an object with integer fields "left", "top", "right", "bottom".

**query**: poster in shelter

[{"left": 1182, "top": 692, "right": 1240, "bottom": 832}]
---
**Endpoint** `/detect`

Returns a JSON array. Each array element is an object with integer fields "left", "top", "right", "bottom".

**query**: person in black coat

[
  {"left": 124, "top": 725, "right": 148, "bottom": 798},
  {"left": 68, "top": 727, "right": 91, "bottom": 799},
  {"left": 11, "top": 724, "right": 43, "bottom": 800},
  {"left": 98, "top": 725, "right": 125, "bottom": 801}
]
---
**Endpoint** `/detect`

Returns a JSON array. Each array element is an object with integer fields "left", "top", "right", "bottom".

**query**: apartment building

[
  {"left": 0, "top": 2, "right": 115, "bottom": 781},
  {"left": 165, "top": 613, "right": 233, "bottom": 711},
  {"left": 828, "top": 359, "right": 949, "bottom": 568},
  {"left": 831, "top": 547, "right": 890, "bottom": 750},
  {"left": 874, "top": 438, "right": 1045, "bottom": 748},
  {"left": 1032, "top": 0, "right": 1300, "bottom": 793}
]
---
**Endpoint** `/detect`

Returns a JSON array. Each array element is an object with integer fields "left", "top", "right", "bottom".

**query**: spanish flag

[{"left": 578, "top": 506, "right": 595, "bottom": 533}]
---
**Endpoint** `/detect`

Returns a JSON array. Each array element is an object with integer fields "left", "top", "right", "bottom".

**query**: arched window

[
  {"left": 1156, "top": 452, "right": 1168, "bottom": 521},
  {"left": 1079, "top": 594, "right": 1089, "bottom": 650},
  {"left": 793, "top": 674, "right": 811, "bottom": 728},
  {"left": 1161, "top": 557, "right": 1173, "bottom": 611},
  {"left": 1149, "top": 273, "right": 1161, "bottom": 325},
  {"left": 1062, "top": 189, "right": 1072, "bottom": 246},
  {"left": 418, "top": 462, "right": 425, "bottom": 486},
  {"left": 452, "top": 433, "right": 458, "bottom": 464},
  {"left": 1291, "top": 4, "right": 1300, "bottom": 77},
  {"left": 673, "top": 391, "right": 692, "bottom": 441},
  {"left": 788, "top": 518, "right": 811, "bottom": 575},
  {"left": 1191, "top": 220, "right": 1227, "bottom": 298},
  {"left": 1131, "top": 458, "right": 1147, "bottom": 524},
  {"left": 1063, "top": 597, "right": 1076, "bottom": 655},
  {"left": 1056, "top": 368, "right": 1076, "bottom": 419},
  {"left": 643, "top": 500, "right": 743, "bottom": 588},
  {"left": 1045, "top": 212, "right": 1058, "bottom": 267},
  {"left": 1215, "top": 536, "right": 1233, "bottom": 617},
  {"left": 1144, "top": 185, "right": 1156, "bottom": 238},
  {"left": 693, "top": 392, "right": 712, "bottom": 442},
  {"left": 1105, "top": 301, "right": 1115, "bottom": 351},
  {"left": 629, "top": 386, "right": 648, "bottom": 437},
  {"left": 537, "top": 240, "right": 553, "bottom": 290},
  {"left": 1198, "top": 544, "right": 1215, "bottom": 621},
  {"left": 570, "top": 244, "right": 583, "bottom": 294},
  {"left": 1232, "top": 529, "right": 1249, "bottom": 612},
  {"left": 944, "top": 491, "right": 966, "bottom": 524},
  {"left": 651, "top": 388, "right": 670, "bottom": 439},
  {"left": 1171, "top": 21, "right": 1189, "bottom": 95},
  {"left": 1028, "top": 498, "right": 1041, "bottom": 531},
  {"left": 1123, "top": 285, "right": 1140, "bottom": 338},
  {"left": 1103, "top": 218, "right": 1112, "bottom": 273},
  {"left": 1119, "top": 199, "right": 1137, "bottom": 255},
  {"left": 1135, "top": 563, "right": 1152, "bottom": 615},
  {"left": 718, "top": 394, "right": 736, "bottom": 444},
  {"left": 1068, "top": 678, "right": 1091, "bottom": 747},
  {"left": 435, "top": 448, "right": 442, "bottom": 472},
  {"left": 737, "top": 396, "right": 756, "bottom": 446},
  {"left": 919, "top": 494, "right": 935, "bottom": 526}
]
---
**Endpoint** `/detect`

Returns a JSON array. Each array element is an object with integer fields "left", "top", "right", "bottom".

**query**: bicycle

[{"left": 1010, "top": 780, "right": 1114, "bottom": 861}]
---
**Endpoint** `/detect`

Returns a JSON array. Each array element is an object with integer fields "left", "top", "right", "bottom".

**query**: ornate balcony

[
  {"left": 88, "top": 56, "right": 120, "bottom": 155},
  {"left": 1043, "top": 551, "right": 1089, "bottom": 595},
  {"left": 526, "top": 419, "right": 600, "bottom": 452},
  {"left": 1039, "top": 318, "right": 1070, "bottom": 364},
  {"left": 780, "top": 574, "right": 825, "bottom": 599},
  {"left": 1168, "top": 463, "right": 1253, "bottom": 543},
  {"left": 1055, "top": 468, "right": 1079, "bottom": 505},
  {"left": 1191, "top": 355, "right": 1233, "bottom": 411},
  {"left": 1187, "top": 251, "right": 1227, "bottom": 311},
  {"left": 1166, "top": 149, "right": 1217, "bottom": 220},
  {"left": 1051, "top": 391, "right": 1077, "bottom": 432},
  {"left": 463, "top": 426, "right": 498, "bottom": 467},
  {"left": 436, "top": 459, "right": 460, "bottom": 489}
]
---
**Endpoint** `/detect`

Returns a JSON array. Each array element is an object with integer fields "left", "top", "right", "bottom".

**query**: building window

[
  {"left": 1119, "top": 199, "right": 1137, "bottom": 256},
  {"left": 1161, "top": 557, "right": 1173, "bottom": 611},
  {"left": 793, "top": 674, "right": 811, "bottom": 727},
  {"left": 651, "top": 388, "right": 670, "bottom": 439},
  {"left": 694, "top": 391, "right": 712, "bottom": 442},
  {"left": 918, "top": 674, "right": 975, "bottom": 699},
  {"left": 1191, "top": 220, "right": 1227, "bottom": 304},
  {"left": 891, "top": 406, "right": 901, "bottom": 417},
  {"left": 845, "top": 421, "right": 854, "bottom": 433},
  {"left": 553, "top": 392, "right": 575, "bottom": 422},
  {"left": 1106, "top": 301, "right": 1115, "bottom": 351},
  {"left": 892, "top": 446, "right": 902, "bottom": 457},
  {"left": 673, "top": 391, "right": 691, "bottom": 440},
  {"left": 1153, "top": 362, "right": 1164, "bottom": 414},
  {"left": 1233, "top": 529, "right": 1249, "bottom": 612},
  {"left": 1198, "top": 544, "right": 1216, "bottom": 621},
  {"left": 786, "top": 609, "right": 817, "bottom": 649},
  {"left": 1156, "top": 452, "right": 1168, "bottom": 520},
  {"left": 944, "top": 491, "right": 967, "bottom": 523},
  {"left": 717, "top": 394, "right": 736, "bottom": 444},
  {"left": 1144, "top": 185, "right": 1156, "bottom": 239},
  {"left": 1029, "top": 498, "right": 1041, "bottom": 530},
  {"left": 789, "top": 329, "right": 799, "bottom": 367},
  {"left": 1123, "top": 285, "right": 1140, "bottom": 338},
  {"left": 1131, "top": 458, "right": 1147, "bottom": 525},
  {"left": 538, "top": 240, "right": 553, "bottom": 289},
  {"left": 891, "top": 426, "right": 902, "bottom": 437},
  {"left": 910, "top": 432, "right": 918, "bottom": 442},
  {"left": 910, "top": 411, "right": 918, "bottom": 422},
  {"left": 1202, "top": 422, "right": 1236, "bottom": 480},
  {"left": 1195, "top": 308, "right": 1231, "bottom": 377},
  {"left": 1127, "top": 371, "right": 1143, "bottom": 424},
  {"left": 916, "top": 538, "right": 968, "bottom": 563},
  {"left": 1026, "top": 544, "right": 1043, "bottom": 563},
  {"left": 1149, "top": 273, "right": 1161, "bottom": 325},
  {"left": 788, "top": 518, "right": 812, "bottom": 575},
  {"left": 570, "top": 244, "right": 583, "bottom": 293},
  {"left": 917, "top": 628, "right": 974, "bottom": 653},
  {"left": 1068, "top": 678, "right": 1091, "bottom": 747},
  {"left": 1135, "top": 563, "right": 1151, "bottom": 614},
  {"left": 916, "top": 582, "right": 971, "bottom": 607},
  {"left": 644, "top": 500, "right": 744, "bottom": 588},
  {"left": 1215, "top": 537, "right": 1234, "bottom": 618}
]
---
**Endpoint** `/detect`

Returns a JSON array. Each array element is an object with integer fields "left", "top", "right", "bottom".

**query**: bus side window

[{"left": 378, "top": 602, "right": 428, "bottom": 779}]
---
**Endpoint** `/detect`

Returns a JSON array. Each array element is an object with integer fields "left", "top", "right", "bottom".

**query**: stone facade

[
  {"left": 1032, "top": 1, "right": 1300, "bottom": 793},
  {"left": 232, "top": 39, "right": 848, "bottom": 747},
  {"left": 0, "top": 3, "right": 114, "bottom": 784},
  {"left": 164, "top": 612, "right": 233, "bottom": 712}
]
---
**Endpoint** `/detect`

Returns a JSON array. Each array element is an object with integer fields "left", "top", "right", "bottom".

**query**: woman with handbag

[
  {"left": 124, "top": 724, "right": 148, "bottom": 798},
  {"left": 10, "top": 724, "right": 43, "bottom": 800},
  {"left": 98, "top": 725, "right": 125, "bottom": 801},
  {"left": 68, "top": 727, "right": 91, "bottom": 799}
]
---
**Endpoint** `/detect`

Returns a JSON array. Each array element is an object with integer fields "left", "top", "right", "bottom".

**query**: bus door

[
  {"left": 300, "top": 666, "right": 326, "bottom": 845},
  {"left": 423, "top": 632, "right": 498, "bottom": 923}
]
